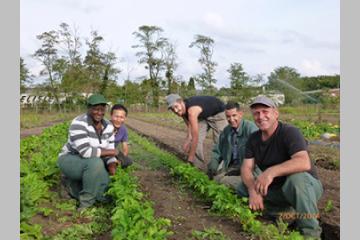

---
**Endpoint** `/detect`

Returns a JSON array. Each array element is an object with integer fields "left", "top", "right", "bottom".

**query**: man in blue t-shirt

[{"left": 110, "top": 104, "right": 133, "bottom": 171}]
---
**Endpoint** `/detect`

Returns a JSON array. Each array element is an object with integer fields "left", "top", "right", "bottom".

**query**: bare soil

[
  {"left": 133, "top": 165, "right": 250, "bottom": 239},
  {"left": 20, "top": 118, "right": 340, "bottom": 239},
  {"left": 20, "top": 120, "right": 65, "bottom": 138},
  {"left": 125, "top": 117, "right": 340, "bottom": 240}
]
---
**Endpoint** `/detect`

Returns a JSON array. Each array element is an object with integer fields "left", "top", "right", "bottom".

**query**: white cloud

[
  {"left": 299, "top": 59, "right": 329, "bottom": 76},
  {"left": 20, "top": 0, "right": 340, "bottom": 87},
  {"left": 202, "top": 12, "right": 225, "bottom": 29}
]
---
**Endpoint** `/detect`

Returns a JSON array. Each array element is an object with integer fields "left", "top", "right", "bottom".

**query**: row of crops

[
  {"left": 21, "top": 122, "right": 307, "bottom": 240},
  {"left": 130, "top": 112, "right": 340, "bottom": 141}
]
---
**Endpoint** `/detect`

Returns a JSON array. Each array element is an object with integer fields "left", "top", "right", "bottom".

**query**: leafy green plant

[
  {"left": 324, "top": 200, "right": 334, "bottom": 213},
  {"left": 288, "top": 119, "right": 339, "bottom": 140},
  {"left": 129, "top": 130, "right": 305, "bottom": 240},
  {"left": 107, "top": 167, "right": 173, "bottom": 240},
  {"left": 21, "top": 122, "right": 113, "bottom": 239},
  {"left": 191, "top": 227, "right": 230, "bottom": 240}
]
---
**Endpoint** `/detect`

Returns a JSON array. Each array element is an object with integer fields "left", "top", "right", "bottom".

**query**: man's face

[
  {"left": 89, "top": 104, "right": 106, "bottom": 123},
  {"left": 111, "top": 109, "right": 127, "bottom": 128},
  {"left": 251, "top": 105, "right": 279, "bottom": 132},
  {"left": 171, "top": 101, "right": 185, "bottom": 117},
  {"left": 225, "top": 108, "right": 243, "bottom": 129}
]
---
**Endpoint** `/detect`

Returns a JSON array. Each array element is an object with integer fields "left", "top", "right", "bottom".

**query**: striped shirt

[{"left": 59, "top": 113, "right": 117, "bottom": 165}]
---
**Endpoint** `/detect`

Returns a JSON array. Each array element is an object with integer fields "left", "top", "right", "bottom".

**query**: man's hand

[
  {"left": 107, "top": 162, "right": 118, "bottom": 176},
  {"left": 248, "top": 190, "right": 264, "bottom": 211},
  {"left": 183, "top": 139, "right": 191, "bottom": 153},
  {"left": 254, "top": 169, "right": 274, "bottom": 196}
]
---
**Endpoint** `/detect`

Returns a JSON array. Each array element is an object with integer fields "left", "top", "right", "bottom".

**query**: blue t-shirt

[{"left": 114, "top": 125, "right": 128, "bottom": 147}]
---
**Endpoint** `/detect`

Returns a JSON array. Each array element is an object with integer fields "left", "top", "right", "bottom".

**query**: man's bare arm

[
  {"left": 241, "top": 158, "right": 264, "bottom": 210},
  {"left": 186, "top": 106, "right": 202, "bottom": 161},
  {"left": 255, "top": 150, "right": 311, "bottom": 196}
]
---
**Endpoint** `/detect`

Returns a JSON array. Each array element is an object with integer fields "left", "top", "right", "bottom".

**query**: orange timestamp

[{"left": 279, "top": 212, "right": 320, "bottom": 220}]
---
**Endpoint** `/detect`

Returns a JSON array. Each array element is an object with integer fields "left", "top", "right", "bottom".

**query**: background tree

[
  {"left": 99, "top": 51, "right": 121, "bottom": 100},
  {"left": 57, "top": 22, "right": 86, "bottom": 102},
  {"left": 83, "top": 30, "right": 106, "bottom": 94},
  {"left": 83, "top": 31, "right": 120, "bottom": 99},
  {"left": 186, "top": 76, "right": 197, "bottom": 97},
  {"left": 33, "top": 30, "right": 62, "bottom": 109},
  {"left": 163, "top": 42, "right": 178, "bottom": 94},
  {"left": 20, "top": 57, "right": 31, "bottom": 93},
  {"left": 189, "top": 34, "right": 217, "bottom": 95},
  {"left": 227, "top": 62, "right": 252, "bottom": 103},
  {"left": 267, "top": 66, "right": 302, "bottom": 104},
  {"left": 132, "top": 25, "right": 168, "bottom": 106}
]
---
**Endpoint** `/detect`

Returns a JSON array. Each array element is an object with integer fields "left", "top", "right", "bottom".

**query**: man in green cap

[{"left": 57, "top": 94, "right": 118, "bottom": 210}]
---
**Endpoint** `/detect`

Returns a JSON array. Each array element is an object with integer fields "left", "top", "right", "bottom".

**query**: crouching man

[
  {"left": 207, "top": 101, "right": 258, "bottom": 190},
  {"left": 237, "top": 96, "right": 323, "bottom": 239}
]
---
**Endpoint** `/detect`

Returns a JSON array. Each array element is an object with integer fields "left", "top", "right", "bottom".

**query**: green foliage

[
  {"left": 53, "top": 224, "right": 93, "bottom": 240},
  {"left": 191, "top": 227, "right": 230, "bottom": 240},
  {"left": 189, "top": 34, "right": 217, "bottom": 94},
  {"left": 228, "top": 62, "right": 249, "bottom": 89},
  {"left": 300, "top": 75, "right": 340, "bottom": 91},
  {"left": 130, "top": 130, "right": 304, "bottom": 240},
  {"left": 20, "top": 57, "right": 32, "bottom": 93},
  {"left": 132, "top": 25, "right": 169, "bottom": 107},
  {"left": 20, "top": 123, "right": 69, "bottom": 236},
  {"left": 267, "top": 66, "right": 303, "bottom": 104},
  {"left": 21, "top": 122, "right": 112, "bottom": 239},
  {"left": 33, "top": 30, "right": 62, "bottom": 107},
  {"left": 324, "top": 200, "right": 334, "bottom": 213},
  {"left": 20, "top": 222, "right": 44, "bottom": 240},
  {"left": 288, "top": 119, "right": 339, "bottom": 140},
  {"left": 108, "top": 167, "right": 173, "bottom": 239}
]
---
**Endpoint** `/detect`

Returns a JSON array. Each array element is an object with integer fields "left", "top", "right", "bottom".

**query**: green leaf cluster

[
  {"left": 107, "top": 167, "right": 173, "bottom": 240},
  {"left": 130, "top": 130, "right": 305, "bottom": 240}
]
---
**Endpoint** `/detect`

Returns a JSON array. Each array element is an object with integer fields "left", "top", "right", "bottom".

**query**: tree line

[{"left": 20, "top": 23, "right": 340, "bottom": 108}]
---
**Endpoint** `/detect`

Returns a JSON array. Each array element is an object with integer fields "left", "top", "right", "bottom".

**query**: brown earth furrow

[{"left": 126, "top": 117, "right": 340, "bottom": 240}]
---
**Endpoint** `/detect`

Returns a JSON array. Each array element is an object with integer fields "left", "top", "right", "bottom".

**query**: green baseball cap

[{"left": 87, "top": 94, "right": 108, "bottom": 106}]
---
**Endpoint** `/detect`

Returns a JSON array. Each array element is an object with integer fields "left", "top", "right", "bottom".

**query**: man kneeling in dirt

[
  {"left": 207, "top": 101, "right": 258, "bottom": 190},
  {"left": 166, "top": 94, "right": 228, "bottom": 170},
  {"left": 108, "top": 103, "right": 133, "bottom": 175},
  {"left": 238, "top": 96, "right": 323, "bottom": 239}
]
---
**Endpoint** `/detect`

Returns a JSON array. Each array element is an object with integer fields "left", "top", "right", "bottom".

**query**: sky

[{"left": 20, "top": 0, "right": 340, "bottom": 88}]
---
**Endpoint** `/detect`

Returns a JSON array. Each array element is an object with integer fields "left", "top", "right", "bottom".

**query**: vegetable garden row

[{"left": 21, "top": 123, "right": 309, "bottom": 239}]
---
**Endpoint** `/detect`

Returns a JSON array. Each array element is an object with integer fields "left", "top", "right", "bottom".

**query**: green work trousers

[
  {"left": 57, "top": 154, "right": 110, "bottom": 208},
  {"left": 237, "top": 171, "right": 323, "bottom": 238}
]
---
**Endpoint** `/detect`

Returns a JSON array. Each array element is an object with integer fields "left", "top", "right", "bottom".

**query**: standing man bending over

[
  {"left": 238, "top": 95, "right": 323, "bottom": 239},
  {"left": 207, "top": 102, "right": 258, "bottom": 190},
  {"left": 166, "top": 94, "right": 228, "bottom": 169}
]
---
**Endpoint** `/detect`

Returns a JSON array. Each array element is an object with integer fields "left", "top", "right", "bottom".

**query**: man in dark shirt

[
  {"left": 237, "top": 95, "right": 323, "bottom": 239},
  {"left": 166, "top": 94, "right": 228, "bottom": 169}
]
